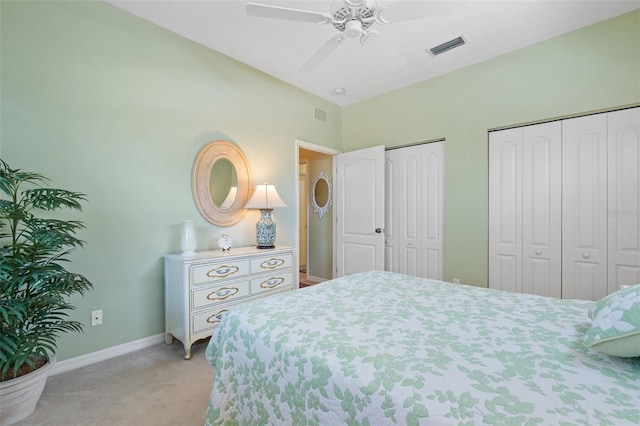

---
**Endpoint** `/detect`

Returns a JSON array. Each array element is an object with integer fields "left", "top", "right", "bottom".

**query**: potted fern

[{"left": 0, "top": 159, "right": 93, "bottom": 425}]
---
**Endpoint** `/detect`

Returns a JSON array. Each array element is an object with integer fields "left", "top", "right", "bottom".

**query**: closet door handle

[
  {"left": 535, "top": 250, "right": 541, "bottom": 255},
  {"left": 375, "top": 228, "right": 382, "bottom": 234},
  {"left": 582, "top": 253, "right": 591, "bottom": 259}
]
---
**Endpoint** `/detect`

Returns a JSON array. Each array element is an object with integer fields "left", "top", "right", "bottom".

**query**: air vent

[
  {"left": 314, "top": 107, "right": 327, "bottom": 123},
  {"left": 428, "top": 36, "right": 466, "bottom": 56}
]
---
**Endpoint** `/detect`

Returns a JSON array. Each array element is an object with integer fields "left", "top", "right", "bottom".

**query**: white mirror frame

[
  {"left": 192, "top": 140, "right": 251, "bottom": 227},
  {"left": 311, "top": 172, "right": 333, "bottom": 219}
]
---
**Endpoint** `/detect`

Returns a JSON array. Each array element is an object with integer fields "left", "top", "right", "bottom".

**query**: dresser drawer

[
  {"left": 191, "top": 260, "right": 250, "bottom": 285},
  {"left": 250, "top": 253, "right": 292, "bottom": 274},
  {"left": 250, "top": 271, "right": 293, "bottom": 295},
  {"left": 192, "top": 307, "right": 230, "bottom": 334},
  {"left": 192, "top": 281, "right": 250, "bottom": 309}
]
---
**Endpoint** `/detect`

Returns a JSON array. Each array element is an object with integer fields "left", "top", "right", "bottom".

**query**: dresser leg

[
  {"left": 184, "top": 342, "right": 192, "bottom": 360},
  {"left": 165, "top": 333, "right": 174, "bottom": 344}
]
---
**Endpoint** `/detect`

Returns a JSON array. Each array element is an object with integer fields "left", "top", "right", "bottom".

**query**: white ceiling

[{"left": 105, "top": 0, "right": 640, "bottom": 106}]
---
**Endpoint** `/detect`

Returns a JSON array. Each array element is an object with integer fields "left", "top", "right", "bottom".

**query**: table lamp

[{"left": 245, "top": 183, "right": 287, "bottom": 249}]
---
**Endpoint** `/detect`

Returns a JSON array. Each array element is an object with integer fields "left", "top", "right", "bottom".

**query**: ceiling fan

[{"left": 246, "top": 0, "right": 452, "bottom": 72}]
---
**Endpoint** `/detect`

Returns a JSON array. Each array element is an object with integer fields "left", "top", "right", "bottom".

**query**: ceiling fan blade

[
  {"left": 299, "top": 36, "right": 345, "bottom": 72},
  {"left": 246, "top": 3, "right": 332, "bottom": 24},
  {"left": 376, "top": 0, "right": 459, "bottom": 24}
]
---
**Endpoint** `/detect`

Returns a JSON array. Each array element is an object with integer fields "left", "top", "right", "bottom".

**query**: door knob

[
  {"left": 375, "top": 228, "right": 382, "bottom": 234},
  {"left": 535, "top": 250, "right": 541, "bottom": 255},
  {"left": 582, "top": 253, "right": 590, "bottom": 259}
]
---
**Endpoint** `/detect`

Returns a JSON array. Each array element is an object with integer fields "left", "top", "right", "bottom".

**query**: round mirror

[
  {"left": 311, "top": 172, "right": 333, "bottom": 218},
  {"left": 193, "top": 141, "right": 251, "bottom": 226}
]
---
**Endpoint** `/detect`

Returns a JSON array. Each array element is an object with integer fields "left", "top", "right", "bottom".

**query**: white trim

[
  {"left": 305, "top": 274, "right": 326, "bottom": 283},
  {"left": 297, "top": 140, "right": 341, "bottom": 156},
  {"left": 49, "top": 333, "right": 165, "bottom": 376}
]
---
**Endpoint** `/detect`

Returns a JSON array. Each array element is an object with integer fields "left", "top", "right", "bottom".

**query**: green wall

[
  {"left": 0, "top": 0, "right": 341, "bottom": 361},
  {"left": 343, "top": 10, "right": 640, "bottom": 286}
]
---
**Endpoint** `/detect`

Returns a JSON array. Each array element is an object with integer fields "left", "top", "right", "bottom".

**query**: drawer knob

[
  {"left": 207, "top": 286, "right": 239, "bottom": 301},
  {"left": 207, "top": 265, "right": 239, "bottom": 279},
  {"left": 260, "top": 277, "right": 285, "bottom": 289},
  {"left": 260, "top": 258, "right": 285, "bottom": 269}
]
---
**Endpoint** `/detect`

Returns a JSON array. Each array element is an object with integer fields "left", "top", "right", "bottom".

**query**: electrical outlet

[
  {"left": 452, "top": 278, "right": 460, "bottom": 284},
  {"left": 91, "top": 309, "right": 103, "bottom": 326}
]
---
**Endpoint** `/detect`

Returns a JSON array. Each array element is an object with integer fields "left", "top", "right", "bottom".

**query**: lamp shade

[{"left": 245, "top": 184, "right": 287, "bottom": 209}]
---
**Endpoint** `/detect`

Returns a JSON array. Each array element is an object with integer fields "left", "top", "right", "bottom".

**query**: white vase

[
  {"left": 0, "top": 356, "right": 55, "bottom": 425},
  {"left": 180, "top": 220, "right": 197, "bottom": 255}
]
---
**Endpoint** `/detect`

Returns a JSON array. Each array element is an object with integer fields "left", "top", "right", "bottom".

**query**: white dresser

[{"left": 164, "top": 246, "right": 294, "bottom": 359}]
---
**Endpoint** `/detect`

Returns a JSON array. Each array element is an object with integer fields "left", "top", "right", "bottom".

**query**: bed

[{"left": 205, "top": 270, "right": 640, "bottom": 425}]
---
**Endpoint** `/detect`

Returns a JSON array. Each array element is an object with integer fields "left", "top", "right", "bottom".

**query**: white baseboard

[
  {"left": 306, "top": 274, "right": 325, "bottom": 283},
  {"left": 50, "top": 333, "right": 165, "bottom": 376}
]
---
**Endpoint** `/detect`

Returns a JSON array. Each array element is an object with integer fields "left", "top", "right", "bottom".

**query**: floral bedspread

[{"left": 205, "top": 271, "right": 640, "bottom": 425}]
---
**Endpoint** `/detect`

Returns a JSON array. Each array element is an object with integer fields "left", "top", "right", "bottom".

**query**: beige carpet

[{"left": 14, "top": 339, "right": 213, "bottom": 426}]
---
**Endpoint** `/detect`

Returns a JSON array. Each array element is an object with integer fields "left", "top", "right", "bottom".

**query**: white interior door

[
  {"left": 521, "top": 121, "right": 562, "bottom": 298},
  {"left": 562, "top": 114, "right": 608, "bottom": 300},
  {"left": 489, "top": 128, "right": 523, "bottom": 293},
  {"left": 419, "top": 142, "right": 445, "bottom": 280},
  {"left": 608, "top": 107, "right": 640, "bottom": 292},
  {"left": 385, "top": 147, "right": 420, "bottom": 275},
  {"left": 336, "top": 145, "right": 385, "bottom": 277},
  {"left": 384, "top": 155, "right": 398, "bottom": 272}
]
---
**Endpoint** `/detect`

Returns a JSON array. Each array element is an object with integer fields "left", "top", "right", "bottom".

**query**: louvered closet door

[
  {"left": 608, "top": 107, "right": 640, "bottom": 292},
  {"left": 489, "top": 128, "right": 523, "bottom": 293},
  {"left": 562, "top": 114, "right": 608, "bottom": 300},
  {"left": 522, "top": 122, "right": 562, "bottom": 297}
]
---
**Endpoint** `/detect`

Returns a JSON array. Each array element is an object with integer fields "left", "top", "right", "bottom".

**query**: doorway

[{"left": 296, "top": 141, "right": 340, "bottom": 286}]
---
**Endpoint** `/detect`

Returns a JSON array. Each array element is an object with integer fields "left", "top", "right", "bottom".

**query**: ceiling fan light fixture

[{"left": 345, "top": 20, "right": 362, "bottom": 38}]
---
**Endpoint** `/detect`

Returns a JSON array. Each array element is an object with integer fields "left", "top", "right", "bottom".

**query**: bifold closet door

[
  {"left": 419, "top": 142, "right": 444, "bottom": 279},
  {"left": 521, "top": 122, "right": 562, "bottom": 297},
  {"left": 489, "top": 122, "right": 561, "bottom": 297},
  {"left": 608, "top": 107, "right": 640, "bottom": 292},
  {"left": 384, "top": 142, "right": 444, "bottom": 280},
  {"left": 489, "top": 128, "right": 523, "bottom": 293},
  {"left": 562, "top": 114, "right": 608, "bottom": 300},
  {"left": 385, "top": 146, "right": 420, "bottom": 276}
]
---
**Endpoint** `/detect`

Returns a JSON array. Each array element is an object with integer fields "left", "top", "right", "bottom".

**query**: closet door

[
  {"left": 608, "top": 107, "right": 640, "bottom": 292},
  {"left": 419, "top": 142, "right": 445, "bottom": 279},
  {"left": 385, "top": 146, "right": 421, "bottom": 276},
  {"left": 521, "top": 122, "right": 562, "bottom": 297},
  {"left": 562, "top": 114, "right": 608, "bottom": 300},
  {"left": 384, "top": 142, "right": 444, "bottom": 279},
  {"left": 489, "top": 128, "right": 523, "bottom": 293},
  {"left": 384, "top": 156, "right": 398, "bottom": 272}
]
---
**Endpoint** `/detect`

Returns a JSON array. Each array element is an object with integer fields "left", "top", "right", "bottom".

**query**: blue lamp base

[{"left": 255, "top": 209, "right": 276, "bottom": 249}]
